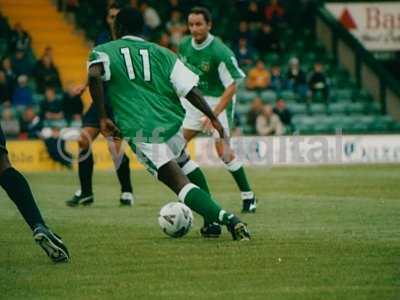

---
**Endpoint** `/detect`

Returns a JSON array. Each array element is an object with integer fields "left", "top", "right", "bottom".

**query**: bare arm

[
  {"left": 213, "top": 83, "right": 236, "bottom": 116},
  {"left": 186, "top": 87, "right": 226, "bottom": 139},
  {"left": 88, "top": 63, "right": 120, "bottom": 138},
  {"left": 88, "top": 63, "right": 107, "bottom": 118}
]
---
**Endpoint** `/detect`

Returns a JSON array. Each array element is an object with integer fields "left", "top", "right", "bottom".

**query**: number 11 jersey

[{"left": 87, "top": 35, "right": 198, "bottom": 142}]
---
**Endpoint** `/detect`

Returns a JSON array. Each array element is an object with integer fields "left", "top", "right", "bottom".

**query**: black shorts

[
  {"left": 82, "top": 102, "right": 115, "bottom": 128},
  {"left": 0, "top": 125, "right": 8, "bottom": 154}
]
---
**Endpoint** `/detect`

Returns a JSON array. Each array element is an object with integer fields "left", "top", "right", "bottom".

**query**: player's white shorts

[
  {"left": 127, "top": 129, "right": 187, "bottom": 176},
  {"left": 181, "top": 96, "right": 235, "bottom": 138}
]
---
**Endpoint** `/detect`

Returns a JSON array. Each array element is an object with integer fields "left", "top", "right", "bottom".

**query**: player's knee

[
  {"left": 215, "top": 142, "right": 234, "bottom": 163},
  {"left": 78, "top": 135, "right": 90, "bottom": 151},
  {"left": 0, "top": 153, "right": 12, "bottom": 175},
  {"left": 121, "top": 154, "right": 130, "bottom": 166}
]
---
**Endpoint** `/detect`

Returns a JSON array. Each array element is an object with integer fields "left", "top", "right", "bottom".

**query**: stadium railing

[{"left": 315, "top": 5, "right": 400, "bottom": 122}]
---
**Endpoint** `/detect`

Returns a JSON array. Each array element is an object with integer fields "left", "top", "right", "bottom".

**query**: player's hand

[
  {"left": 210, "top": 118, "right": 230, "bottom": 145},
  {"left": 72, "top": 84, "right": 87, "bottom": 96},
  {"left": 200, "top": 116, "right": 213, "bottom": 134},
  {"left": 100, "top": 118, "right": 121, "bottom": 140}
]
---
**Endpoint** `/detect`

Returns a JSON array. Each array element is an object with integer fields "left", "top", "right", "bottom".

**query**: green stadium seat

[
  {"left": 346, "top": 102, "right": 364, "bottom": 115},
  {"left": 32, "top": 94, "right": 45, "bottom": 104},
  {"left": 260, "top": 90, "right": 277, "bottom": 103},
  {"left": 390, "top": 121, "right": 400, "bottom": 133},
  {"left": 365, "top": 101, "right": 381, "bottom": 115},
  {"left": 237, "top": 90, "right": 257, "bottom": 103},
  {"left": 0, "top": 38, "right": 8, "bottom": 60},
  {"left": 289, "top": 103, "right": 308, "bottom": 115},
  {"left": 309, "top": 103, "right": 327, "bottom": 115},
  {"left": 354, "top": 89, "right": 373, "bottom": 102},
  {"left": 328, "top": 102, "right": 347, "bottom": 115},
  {"left": 293, "top": 116, "right": 315, "bottom": 134},
  {"left": 242, "top": 125, "right": 254, "bottom": 135},
  {"left": 236, "top": 103, "right": 249, "bottom": 115},
  {"left": 369, "top": 115, "right": 393, "bottom": 132},
  {"left": 313, "top": 115, "right": 334, "bottom": 133},
  {"left": 333, "top": 89, "right": 353, "bottom": 102},
  {"left": 263, "top": 53, "right": 280, "bottom": 66},
  {"left": 279, "top": 90, "right": 297, "bottom": 102}
]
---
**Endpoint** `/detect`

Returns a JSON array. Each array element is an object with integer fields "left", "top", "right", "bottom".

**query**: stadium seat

[
  {"left": 313, "top": 115, "right": 334, "bottom": 133},
  {"left": 309, "top": 103, "right": 327, "bottom": 115},
  {"left": 354, "top": 89, "right": 373, "bottom": 102},
  {"left": 346, "top": 102, "right": 364, "bottom": 115},
  {"left": 370, "top": 115, "right": 393, "bottom": 132},
  {"left": 279, "top": 90, "right": 297, "bottom": 102},
  {"left": 333, "top": 89, "right": 354, "bottom": 102},
  {"left": 260, "top": 90, "right": 277, "bottom": 103},
  {"left": 237, "top": 90, "right": 257, "bottom": 103},
  {"left": 236, "top": 103, "right": 249, "bottom": 115},
  {"left": 263, "top": 53, "right": 280, "bottom": 66},
  {"left": 365, "top": 101, "right": 381, "bottom": 115},
  {"left": 328, "top": 102, "right": 347, "bottom": 115},
  {"left": 390, "top": 121, "right": 400, "bottom": 133},
  {"left": 289, "top": 103, "right": 308, "bottom": 115}
]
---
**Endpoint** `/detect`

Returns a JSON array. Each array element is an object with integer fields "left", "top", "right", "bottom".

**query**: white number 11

[{"left": 120, "top": 47, "right": 151, "bottom": 81}]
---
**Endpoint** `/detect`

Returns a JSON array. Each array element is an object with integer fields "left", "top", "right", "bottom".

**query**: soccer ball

[{"left": 158, "top": 202, "right": 193, "bottom": 238}]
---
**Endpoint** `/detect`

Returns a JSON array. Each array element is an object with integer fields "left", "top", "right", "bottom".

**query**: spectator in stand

[
  {"left": 164, "top": 0, "right": 186, "bottom": 23},
  {"left": 0, "top": 11, "right": 11, "bottom": 39},
  {"left": 42, "top": 127, "right": 72, "bottom": 169},
  {"left": 0, "top": 70, "right": 10, "bottom": 106},
  {"left": 9, "top": 23, "right": 31, "bottom": 53},
  {"left": 264, "top": 0, "right": 285, "bottom": 26},
  {"left": 270, "top": 65, "right": 284, "bottom": 92},
  {"left": 58, "top": 0, "right": 79, "bottom": 13},
  {"left": 238, "top": 21, "right": 254, "bottom": 45},
  {"left": 1, "top": 107, "right": 20, "bottom": 138},
  {"left": 256, "top": 104, "right": 284, "bottom": 136},
  {"left": 274, "top": 99, "right": 293, "bottom": 132},
  {"left": 62, "top": 84, "right": 83, "bottom": 124},
  {"left": 140, "top": 0, "right": 161, "bottom": 35},
  {"left": 245, "top": 1, "right": 263, "bottom": 29},
  {"left": 166, "top": 10, "right": 187, "bottom": 47},
  {"left": 255, "top": 22, "right": 281, "bottom": 53},
  {"left": 308, "top": 62, "right": 330, "bottom": 102},
  {"left": 96, "top": 3, "right": 120, "bottom": 46},
  {"left": 34, "top": 48, "right": 62, "bottom": 93},
  {"left": 19, "top": 106, "right": 42, "bottom": 139},
  {"left": 2, "top": 57, "right": 16, "bottom": 95},
  {"left": 234, "top": 38, "right": 255, "bottom": 67},
  {"left": 286, "top": 57, "right": 308, "bottom": 99},
  {"left": 40, "top": 87, "right": 64, "bottom": 122},
  {"left": 246, "top": 59, "right": 271, "bottom": 91},
  {"left": 12, "top": 75, "right": 33, "bottom": 108},
  {"left": 12, "top": 50, "right": 32, "bottom": 76},
  {"left": 247, "top": 96, "right": 264, "bottom": 134},
  {"left": 158, "top": 32, "right": 175, "bottom": 51}
]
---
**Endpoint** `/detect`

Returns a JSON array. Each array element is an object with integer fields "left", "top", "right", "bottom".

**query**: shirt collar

[
  {"left": 191, "top": 34, "right": 214, "bottom": 50},
  {"left": 122, "top": 35, "right": 145, "bottom": 42}
]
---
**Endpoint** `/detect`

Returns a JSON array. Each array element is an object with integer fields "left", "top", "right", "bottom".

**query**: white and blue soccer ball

[{"left": 158, "top": 202, "right": 193, "bottom": 238}]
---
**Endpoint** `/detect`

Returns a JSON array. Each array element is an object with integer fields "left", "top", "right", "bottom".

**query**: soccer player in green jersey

[
  {"left": 87, "top": 8, "right": 251, "bottom": 241},
  {"left": 178, "top": 7, "right": 257, "bottom": 214}
]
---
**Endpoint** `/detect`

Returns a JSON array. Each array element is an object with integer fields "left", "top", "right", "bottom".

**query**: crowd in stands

[
  {"left": 0, "top": 11, "right": 84, "bottom": 167},
  {"left": 1, "top": 0, "right": 393, "bottom": 144}
]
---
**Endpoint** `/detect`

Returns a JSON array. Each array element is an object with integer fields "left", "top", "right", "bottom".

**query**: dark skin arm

[
  {"left": 88, "top": 63, "right": 121, "bottom": 139},
  {"left": 185, "top": 87, "right": 227, "bottom": 140}
]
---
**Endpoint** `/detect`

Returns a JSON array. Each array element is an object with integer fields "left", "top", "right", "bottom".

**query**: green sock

[
  {"left": 186, "top": 167, "right": 210, "bottom": 194},
  {"left": 226, "top": 158, "right": 252, "bottom": 192},
  {"left": 179, "top": 184, "right": 233, "bottom": 225}
]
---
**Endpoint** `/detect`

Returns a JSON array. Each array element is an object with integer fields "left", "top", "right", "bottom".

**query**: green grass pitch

[{"left": 1, "top": 165, "right": 399, "bottom": 299}]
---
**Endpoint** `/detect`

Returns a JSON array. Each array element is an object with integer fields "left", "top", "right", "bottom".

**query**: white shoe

[{"left": 120, "top": 192, "right": 134, "bottom": 206}]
